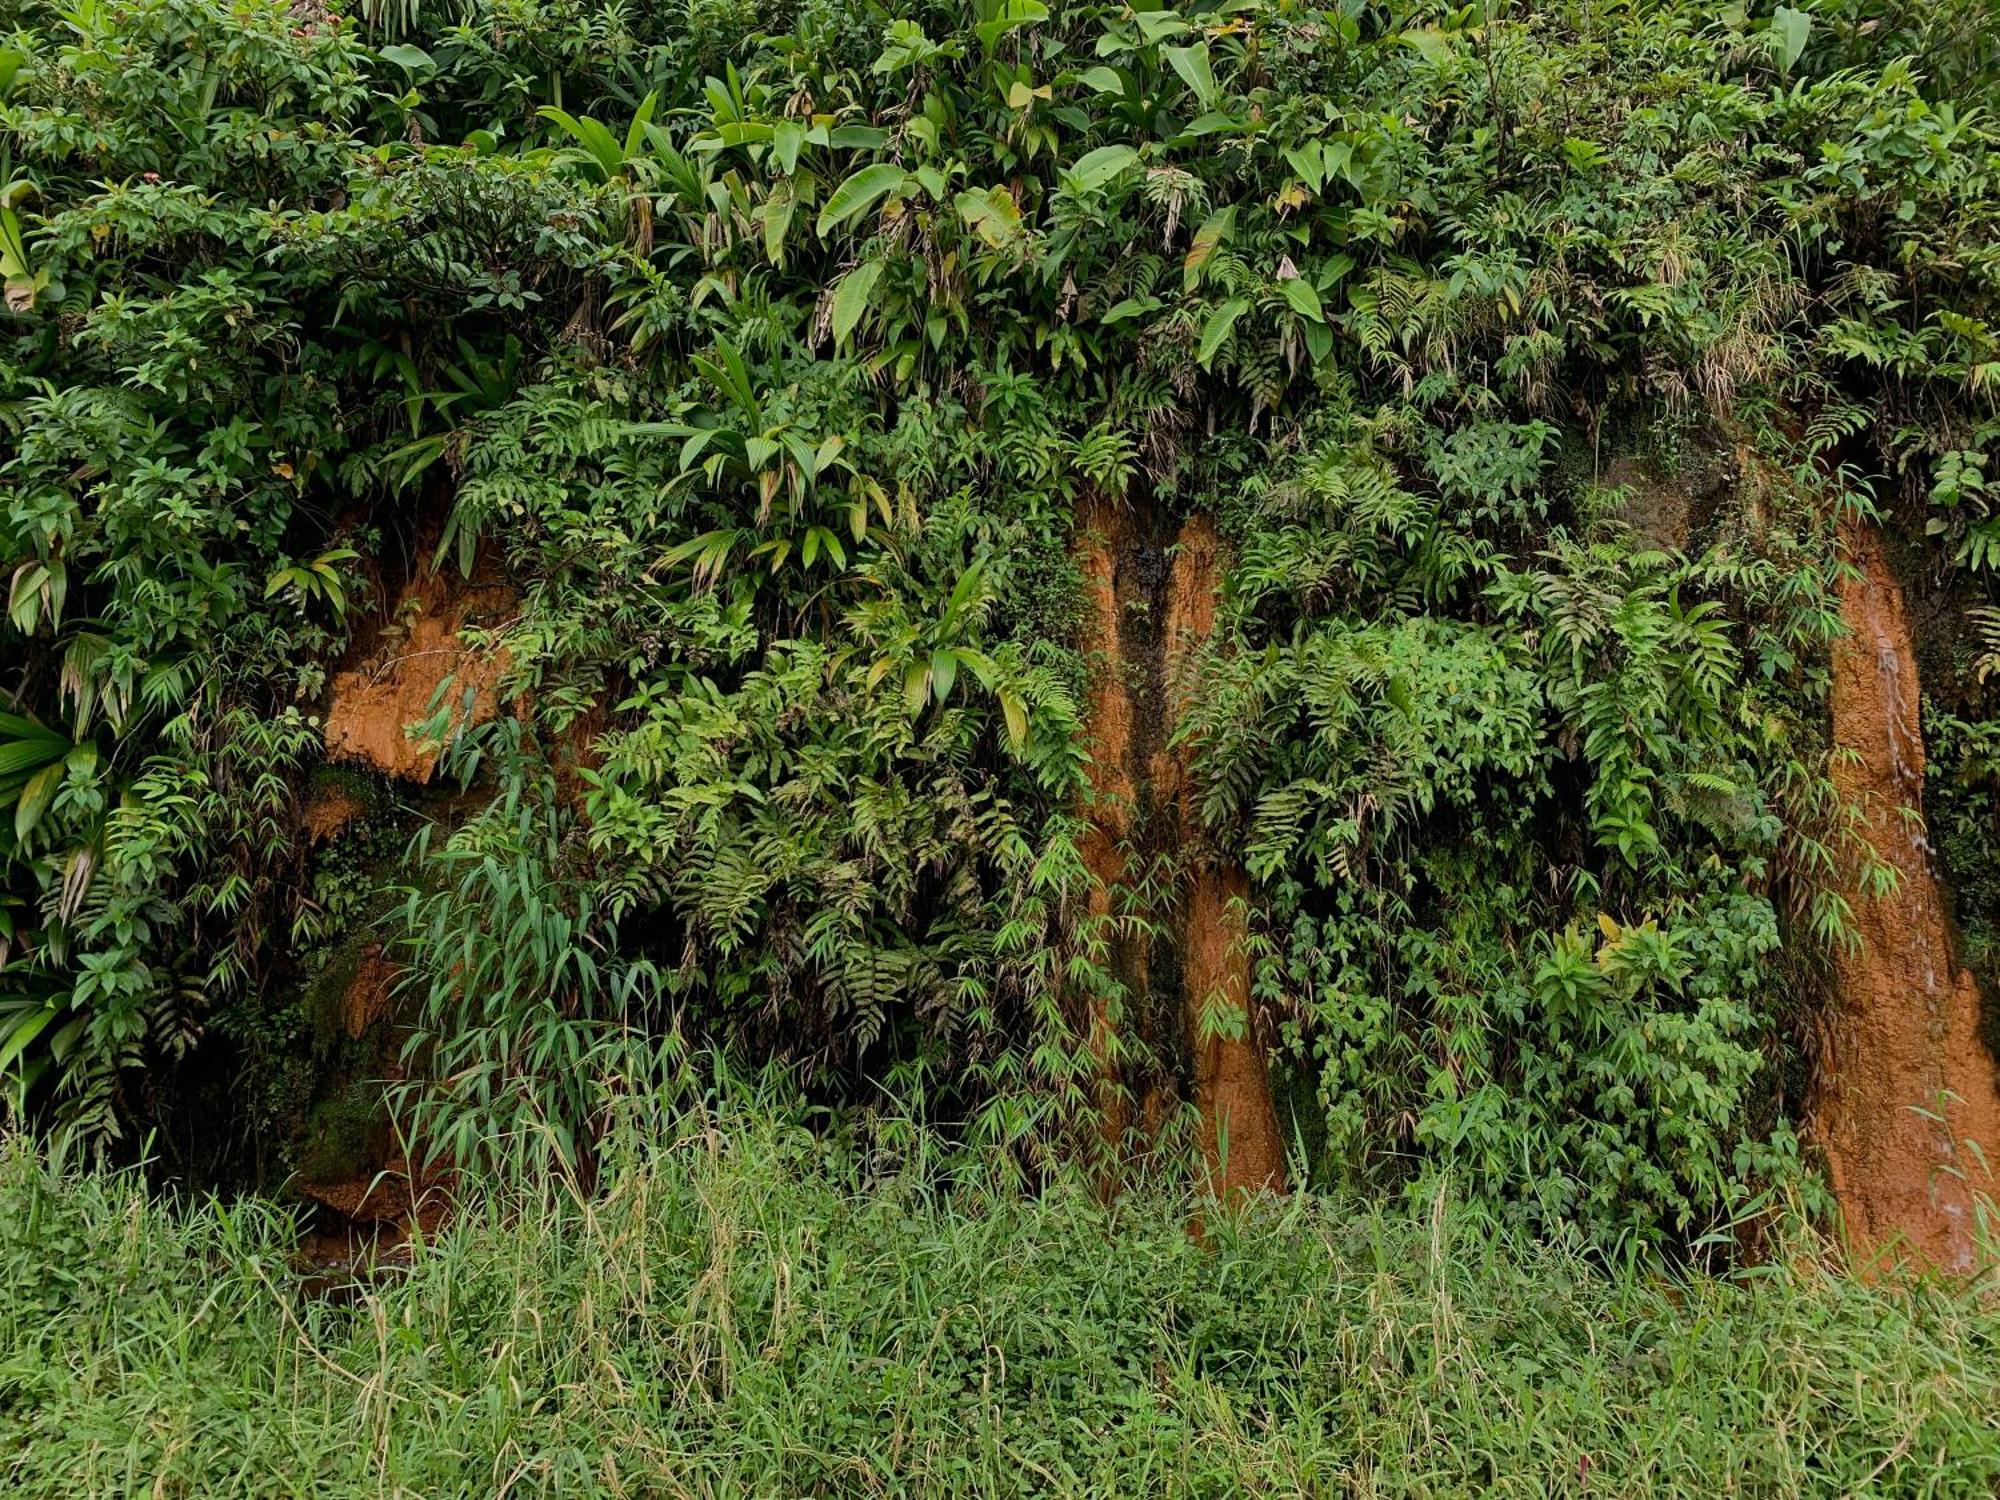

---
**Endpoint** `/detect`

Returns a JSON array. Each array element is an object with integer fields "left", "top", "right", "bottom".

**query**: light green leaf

[
  {"left": 1183, "top": 204, "right": 1236, "bottom": 290},
  {"left": 1197, "top": 297, "right": 1250, "bottom": 367},
  {"left": 379, "top": 43, "right": 435, "bottom": 75},
  {"left": 817, "top": 163, "right": 907, "bottom": 235},
  {"left": 955, "top": 186, "right": 1023, "bottom": 249},
  {"left": 931, "top": 648, "right": 959, "bottom": 701},
  {"left": 998, "top": 688, "right": 1029, "bottom": 750},
  {"left": 773, "top": 119, "right": 805, "bottom": 175},
  {"left": 539, "top": 106, "right": 624, "bottom": 180},
  {"left": 977, "top": 0, "right": 1048, "bottom": 51},
  {"left": 1401, "top": 27, "right": 1455, "bottom": 66},
  {"left": 14, "top": 760, "right": 61, "bottom": 843},
  {"left": 1280, "top": 278, "right": 1325, "bottom": 322},
  {"left": 1101, "top": 295, "right": 1161, "bottom": 325},
  {"left": 1283, "top": 143, "right": 1325, "bottom": 192},
  {"left": 1175, "top": 112, "right": 1242, "bottom": 139},
  {"left": 1063, "top": 144, "right": 1139, "bottom": 194},
  {"left": 1771, "top": 5, "right": 1811, "bottom": 74},
  {"left": 623, "top": 92, "right": 658, "bottom": 159},
  {"left": 763, "top": 178, "right": 796, "bottom": 264},
  {"left": 1162, "top": 42, "right": 1218, "bottom": 110},
  {"left": 829, "top": 125, "right": 889, "bottom": 150},
  {"left": 831, "top": 259, "right": 885, "bottom": 344}
]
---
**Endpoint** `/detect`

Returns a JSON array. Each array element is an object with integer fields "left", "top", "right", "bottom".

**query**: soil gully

[
  {"left": 1817, "top": 525, "right": 2000, "bottom": 1273},
  {"left": 323, "top": 556, "right": 514, "bottom": 783},
  {"left": 1074, "top": 494, "right": 1285, "bottom": 1198}
]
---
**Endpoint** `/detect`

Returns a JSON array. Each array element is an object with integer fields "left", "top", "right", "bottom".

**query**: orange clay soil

[
  {"left": 1074, "top": 496, "right": 1143, "bottom": 1156},
  {"left": 323, "top": 562, "right": 513, "bottom": 782},
  {"left": 1816, "top": 525, "right": 2000, "bottom": 1273},
  {"left": 337, "top": 942, "right": 400, "bottom": 1041},
  {"left": 1074, "top": 495, "right": 1285, "bottom": 1197},
  {"left": 298, "top": 780, "right": 366, "bottom": 843}
]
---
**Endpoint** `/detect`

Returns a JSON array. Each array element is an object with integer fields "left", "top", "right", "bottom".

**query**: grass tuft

[{"left": 1, "top": 1113, "right": 1996, "bottom": 1497}]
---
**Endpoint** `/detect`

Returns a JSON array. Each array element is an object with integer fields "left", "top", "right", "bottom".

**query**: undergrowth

[{"left": 1, "top": 1104, "right": 1996, "bottom": 1499}]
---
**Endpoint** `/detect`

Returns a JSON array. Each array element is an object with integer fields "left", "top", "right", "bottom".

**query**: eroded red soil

[
  {"left": 324, "top": 563, "right": 513, "bottom": 782},
  {"left": 1074, "top": 496, "right": 1284, "bottom": 1197},
  {"left": 1817, "top": 526, "right": 2000, "bottom": 1273}
]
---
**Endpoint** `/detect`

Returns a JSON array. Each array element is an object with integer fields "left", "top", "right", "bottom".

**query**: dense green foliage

[
  {"left": 2, "top": 0, "right": 1999, "bottom": 1253},
  {"left": 2, "top": 1112, "right": 1997, "bottom": 1497}
]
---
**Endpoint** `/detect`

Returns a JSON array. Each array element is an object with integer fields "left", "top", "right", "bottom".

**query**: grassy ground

[{"left": 1, "top": 1115, "right": 1996, "bottom": 1498}]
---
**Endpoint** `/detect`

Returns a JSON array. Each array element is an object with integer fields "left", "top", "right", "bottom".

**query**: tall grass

[{"left": 1, "top": 1107, "right": 1996, "bottom": 1497}]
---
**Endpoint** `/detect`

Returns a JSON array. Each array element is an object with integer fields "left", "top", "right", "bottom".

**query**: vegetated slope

[{"left": 0, "top": 0, "right": 1998, "bottom": 1259}]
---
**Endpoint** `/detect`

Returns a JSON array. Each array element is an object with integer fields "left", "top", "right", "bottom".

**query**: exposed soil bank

[
  {"left": 324, "top": 562, "right": 513, "bottom": 782},
  {"left": 1075, "top": 495, "right": 1284, "bottom": 1196},
  {"left": 1818, "top": 525, "right": 2000, "bottom": 1273}
]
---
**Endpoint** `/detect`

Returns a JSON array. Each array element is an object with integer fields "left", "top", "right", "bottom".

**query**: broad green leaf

[
  {"left": 831, "top": 259, "right": 885, "bottom": 343},
  {"left": 1401, "top": 27, "right": 1455, "bottom": 65},
  {"left": 808, "top": 526, "right": 847, "bottom": 570},
  {"left": 763, "top": 178, "right": 796, "bottom": 264},
  {"left": 998, "top": 688, "right": 1029, "bottom": 750},
  {"left": 623, "top": 92, "right": 658, "bottom": 159},
  {"left": 945, "top": 557, "right": 987, "bottom": 624},
  {"left": 0, "top": 712, "right": 62, "bottom": 741},
  {"left": 976, "top": 0, "right": 1048, "bottom": 51},
  {"left": 1283, "top": 142, "right": 1325, "bottom": 192},
  {"left": 817, "top": 163, "right": 907, "bottom": 235},
  {"left": 0, "top": 1004, "right": 58, "bottom": 1076},
  {"left": 1063, "top": 144, "right": 1139, "bottom": 194},
  {"left": 1197, "top": 297, "right": 1250, "bottom": 367},
  {"left": 379, "top": 43, "right": 434, "bottom": 75},
  {"left": 1280, "top": 277, "right": 1325, "bottom": 322},
  {"left": 14, "top": 760, "right": 61, "bottom": 843},
  {"left": 1162, "top": 42, "right": 1218, "bottom": 110},
  {"left": 773, "top": 120, "right": 805, "bottom": 175},
  {"left": 0, "top": 737, "right": 65, "bottom": 780},
  {"left": 1101, "top": 295, "right": 1161, "bottom": 324},
  {"left": 539, "top": 106, "right": 624, "bottom": 180},
  {"left": 1771, "top": 5, "right": 1811, "bottom": 73},
  {"left": 931, "top": 648, "right": 959, "bottom": 701},
  {"left": 1183, "top": 204, "right": 1236, "bottom": 290},
  {"left": 955, "top": 186, "right": 1023, "bottom": 249},
  {"left": 1175, "top": 112, "right": 1242, "bottom": 140},
  {"left": 828, "top": 125, "right": 889, "bottom": 150}
]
